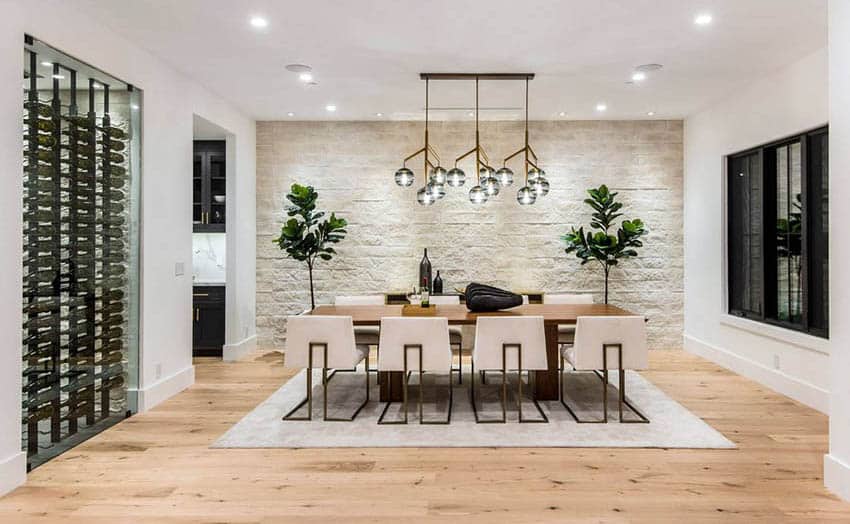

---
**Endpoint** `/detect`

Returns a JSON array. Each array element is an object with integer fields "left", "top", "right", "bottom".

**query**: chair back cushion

[
  {"left": 544, "top": 293, "right": 594, "bottom": 304},
  {"left": 285, "top": 315, "right": 358, "bottom": 369},
  {"left": 378, "top": 317, "right": 451, "bottom": 372},
  {"left": 334, "top": 295, "right": 385, "bottom": 305},
  {"left": 428, "top": 295, "right": 460, "bottom": 305},
  {"left": 572, "top": 316, "right": 648, "bottom": 371},
  {"left": 473, "top": 316, "right": 548, "bottom": 370}
]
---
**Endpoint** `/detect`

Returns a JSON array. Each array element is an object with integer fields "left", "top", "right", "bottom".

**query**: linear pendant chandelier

[{"left": 394, "top": 73, "right": 549, "bottom": 206}]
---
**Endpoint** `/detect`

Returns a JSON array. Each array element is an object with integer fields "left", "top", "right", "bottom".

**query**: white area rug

[{"left": 213, "top": 368, "right": 735, "bottom": 449}]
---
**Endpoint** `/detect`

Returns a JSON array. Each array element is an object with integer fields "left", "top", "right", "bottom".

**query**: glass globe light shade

[
  {"left": 482, "top": 174, "right": 501, "bottom": 197},
  {"left": 496, "top": 167, "right": 514, "bottom": 187},
  {"left": 468, "top": 185, "right": 488, "bottom": 204},
  {"left": 530, "top": 176, "right": 550, "bottom": 197},
  {"left": 416, "top": 186, "right": 435, "bottom": 206},
  {"left": 394, "top": 167, "right": 414, "bottom": 187},
  {"left": 446, "top": 167, "right": 466, "bottom": 187},
  {"left": 517, "top": 186, "right": 536, "bottom": 205},
  {"left": 527, "top": 167, "right": 539, "bottom": 181},
  {"left": 429, "top": 166, "right": 447, "bottom": 186},
  {"left": 427, "top": 181, "right": 446, "bottom": 200}
]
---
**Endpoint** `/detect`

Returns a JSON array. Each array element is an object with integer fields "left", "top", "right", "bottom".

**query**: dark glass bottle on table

[
  {"left": 433, "top": 271, "right": 443, "bottom": 294},
  {"left": 419, "top": 248, "right": 432, "bottom": 293}
]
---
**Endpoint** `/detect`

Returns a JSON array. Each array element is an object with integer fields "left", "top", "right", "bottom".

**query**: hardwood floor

[{"left": 1, "top": 349, "right": 848, "bottom": 522}]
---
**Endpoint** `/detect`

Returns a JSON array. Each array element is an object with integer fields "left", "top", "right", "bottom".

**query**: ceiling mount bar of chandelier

[{"left": 395, "top": 72, "right": 547, "bottom": 206}]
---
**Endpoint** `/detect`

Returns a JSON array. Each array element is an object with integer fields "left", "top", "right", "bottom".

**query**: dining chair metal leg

[
  {"left": 322, "top": 346, "right": 369, "bottom": 422},
  {"left": 283, "top": 342, "right": 325, "bottom": 421},
  {"left": 469, "top": 361, "right": 508, "bottom": 424},
  {"left": 504, "top": 343, "right": 547, "bottom": 424},
  {"left": 451, "top": 343, "right": 463, "bottom": 385},
  {"left": 558, "top": 343, "right": 624, "bottom": 424},
  {"left": 417, "top": 346, "right": 452, "bottom": 425},
  {"left": 377, "top": 344, "right": 417, "bottom": 424},
  {"left": 470, "top": 355, "right": 507, "bottom": 424}
]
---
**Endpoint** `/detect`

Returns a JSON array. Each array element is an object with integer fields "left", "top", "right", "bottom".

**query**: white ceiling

[{"left": 78, "top": 0, "right": 826, "bottom": 121}]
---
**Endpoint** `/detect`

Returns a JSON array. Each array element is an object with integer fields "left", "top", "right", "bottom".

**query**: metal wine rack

[{"left": 22, "top": 43, "right": 135, "bottom": 468}]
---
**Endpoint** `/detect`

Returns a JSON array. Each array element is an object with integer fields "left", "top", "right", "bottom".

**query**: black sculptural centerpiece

[{"left": 464, "top": 282, "right": 523, "bottom": 312}]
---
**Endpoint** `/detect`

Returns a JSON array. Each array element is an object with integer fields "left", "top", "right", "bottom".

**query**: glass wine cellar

[{"left": 22, "top": 36, "right": 141, "bottom": 469}]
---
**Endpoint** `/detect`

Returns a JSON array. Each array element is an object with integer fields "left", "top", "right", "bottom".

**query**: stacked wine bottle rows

[{"left": 22, "top": 94, "right": 129, "bottom": 455}]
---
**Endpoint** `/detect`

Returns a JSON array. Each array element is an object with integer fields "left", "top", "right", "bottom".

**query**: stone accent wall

[{"left": 256, "top": 120, "right": 683, "bottom": 349}]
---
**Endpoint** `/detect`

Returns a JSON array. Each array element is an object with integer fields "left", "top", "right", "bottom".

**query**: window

[{"left": 727, "top": 127, "right": 828, "bottom": 338}]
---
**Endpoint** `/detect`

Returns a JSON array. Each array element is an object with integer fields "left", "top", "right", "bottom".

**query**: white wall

[
  {"left": 825, "top": 0, "right": 850, "bottom": 502},
  {"left": 0, "top": 0, "right": 256, "bottom": 494},
  {"left": 683, "top": 48, "right": 829, "bottom": 413}
]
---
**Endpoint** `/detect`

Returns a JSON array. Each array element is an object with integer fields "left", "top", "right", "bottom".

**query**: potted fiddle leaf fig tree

[
  {"left": 562, "top": 184, "right": 647, "bottom": 304},
  {"left": 273, "top": 183, "right": 348, "bottom": 310}
]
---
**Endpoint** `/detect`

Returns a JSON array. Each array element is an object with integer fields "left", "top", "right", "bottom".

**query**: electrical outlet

[
  {"left": 175, "top": 262, "right": 184, "bottom": 276},
  {"left": 156, "top": 363, "right": 162, "bottom": 380},
  {"left": 773, "top": 355, "right": 780, "bottom": 370}
]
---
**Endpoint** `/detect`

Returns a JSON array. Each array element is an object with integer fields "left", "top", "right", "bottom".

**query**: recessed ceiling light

[
  {"left": 287, "top": 112, "right": 295, "bottom": 117},
  {"left": 558, "top": 111, "right": 566, "bottom": 117},
  {"left": 285, "top": 64, "right": 311, "bottom": 73},
  {"left": 467, "top": 111, "right": 474, "bottom": 117},
  {"left": 298, "top": 72, "right": 313, "bottom": 82},
  {"left": 325, "top": 104, "right": 337, "bottom": 112},
  {"left": 52, "top": 74, "right": 65, "bottom": 80},
  {"left": 647, "top": 111, "right": 655, "bottom": 116},
  {"left": 250, "top": 16, "right": 268, "bottom": 28},
  {"left": 694, "top": 13, "right": 712, "bottom": 25},
  {"left": 631, "top": 71, "right": 647, "bottom": 82},
  {"left": 40, "top": 61, "right": 52, "bottom": 67},
  {"left": 375, "top": 112, "right": 383, "bottom": 117},
  {"left": 131, "top": 104, "right": 139, "bottom": 110},
  {"left": 595, "top": 103, "right": 607, "bottom": 112}
]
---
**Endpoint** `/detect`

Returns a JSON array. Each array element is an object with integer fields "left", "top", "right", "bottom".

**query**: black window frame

[{"left": 726, "top": 126, "right": 829, "bottom": 339}]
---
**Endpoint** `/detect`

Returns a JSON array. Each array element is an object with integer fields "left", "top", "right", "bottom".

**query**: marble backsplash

[{"left": 193, "top": 233, "right": 226, "bottom": 284}]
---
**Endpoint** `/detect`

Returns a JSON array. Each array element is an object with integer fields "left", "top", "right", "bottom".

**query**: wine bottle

[
  {"left": 24, "top": 164, "right": 56, "bottom": 177},
  {"left": 99, "top": 126, "right": 127, "bottom": 140},
  {"left": 24, "top": 134, "right": 57, "bottom": 147},
  {"left": 433, "top": 270, "right": 443, "bottom": 294},
  {"left": 101, "top": 140, "right": 126, "bottom": 152},
  {"left": 63, "top": 114, "right": 92, "bottom": 127},
  {"left": 101, "top": 152, "right": 124, "bottom": 164},
  {"left": 24, "top": 118, "right": 56, "bottom": 132},
  {"left": 24, "top": 100, "right": 54, "bottom": 118},
  {"left": 419, "top": 248, "right": 432, "bottom": 293},
  {"left": 420, "top": 277, "right": 430, "bottom": 307}
]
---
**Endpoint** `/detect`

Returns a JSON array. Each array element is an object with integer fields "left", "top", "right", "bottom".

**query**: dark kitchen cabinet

[
  {"left": 193, "top": 285, "right": 225, "bottom": 357},
  {"left": 193, "top": 140, "right": 226, "bottom": 233}
]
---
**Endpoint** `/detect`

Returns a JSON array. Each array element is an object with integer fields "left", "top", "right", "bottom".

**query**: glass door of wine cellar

[{"left": 22, "top": 36, "right": 141, "bottom": 469}]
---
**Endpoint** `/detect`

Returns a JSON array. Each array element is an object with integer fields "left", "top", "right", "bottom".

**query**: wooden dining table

[{"left": 307, "top": 303, "right": 636, "bottom": 402}]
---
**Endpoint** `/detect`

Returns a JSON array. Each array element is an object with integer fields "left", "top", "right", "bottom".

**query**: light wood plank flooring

[{"left": 0, "top": 349, "right": 848, "bottom": 522}]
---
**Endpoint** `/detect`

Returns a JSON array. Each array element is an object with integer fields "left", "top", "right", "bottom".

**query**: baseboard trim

[
  {"left": 684, "top": 333, "right": 828, "bottom": 413},
  {"left": 825, "top": 454, "right": 850, "bottom": 502},
  {"left": 0, "top": 451, "right": 26, "bottom": 497},
  {"left": 128, "top": 365, "right": 195, "bottom": 413},
  {"left": 223, "top": 334, "right": 257, "bottom": 362}
]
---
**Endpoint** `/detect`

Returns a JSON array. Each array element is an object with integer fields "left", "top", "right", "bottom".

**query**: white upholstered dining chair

[
  {"left": 426, "top": 295, "right": 464, "bottom": 384},
  {"left": 544, "top": 293, "right": 594, "bottom": 345},
  {"left": 471, "top": 316, "right": 549, "bottom": 423},
  {"left": 282, "top": 315, "right": 370, "bottom": 422},
  {"left": 559, "top": 316, "right": 649, "bottom": 423},
  {"left": 377, "top": 317, "right": 453, "bottom": 424}
]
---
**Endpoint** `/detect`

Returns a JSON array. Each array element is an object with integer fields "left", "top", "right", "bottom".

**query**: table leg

[
  {"left": 533, "top": 323, "right": 559, "bottom": 400},
  {"left": 379, "top": 371, "right": 404, "bottom": 402}
]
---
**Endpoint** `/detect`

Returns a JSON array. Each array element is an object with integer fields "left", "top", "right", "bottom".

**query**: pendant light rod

[{"left": 400, "top": 77, "right": 440, "bottom": 169}]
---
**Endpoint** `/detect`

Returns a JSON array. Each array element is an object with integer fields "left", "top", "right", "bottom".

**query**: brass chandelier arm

[{"left": 402, "top": 146, "right": 427, "bottom": 166}]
